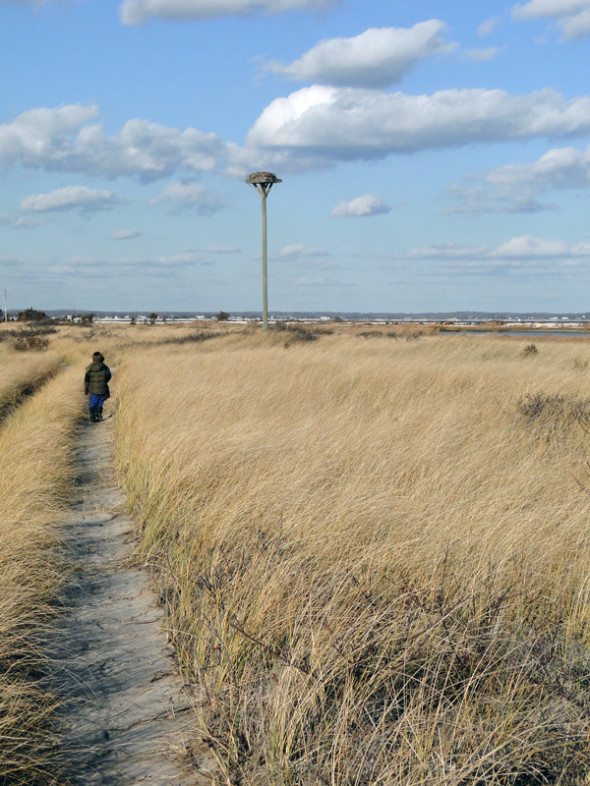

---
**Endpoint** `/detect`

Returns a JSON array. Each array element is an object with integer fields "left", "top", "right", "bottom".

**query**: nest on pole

[
  {"left": 246, "top": 171, "right": 282, "bottom": 196},
  {"left": 245, "top": 171, "right": 282, "bottom": 185}
]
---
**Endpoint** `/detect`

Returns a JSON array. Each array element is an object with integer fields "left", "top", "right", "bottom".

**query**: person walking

[{"left": 84, "top": 351, "right": 111, "bottom": 422}]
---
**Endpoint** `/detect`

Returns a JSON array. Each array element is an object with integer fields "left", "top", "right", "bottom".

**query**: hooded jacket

[{"left": 84, "top": 360, "right": 112, "bottom": 396}]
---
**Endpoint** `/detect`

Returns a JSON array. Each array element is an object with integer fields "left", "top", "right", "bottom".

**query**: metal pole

[
  {"left": 261, "top": 188, "right": 268, "bottom": 332},
  {"left": 3, "top": 290, "right": 7, "bottom": 323}
]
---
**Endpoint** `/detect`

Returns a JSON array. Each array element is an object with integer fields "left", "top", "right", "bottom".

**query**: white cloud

[
  {"left": 49, "top": 250, "right": 207, "bottom": 277},
  {"left": 464, "top": 47, "right": 501, "bottom": 62},
  {"left": 150, "top": 181, "right": 227, "bottom": 214},
  {"left": 486, "top": 144, "right": 590, "bottom": 189},
  {"left": 397, "top": 236, "right": 590, "bottom": 276},
  {"left": 0, "top": 105, "right": 228, "bottom": 181},
  {"left": 205, "top": 245, "right": 240, "bottom": 253},
  {"left": 447, "top": 143, "right": 590, "bottom": 214},
  {"left": 400, "top": 243, "right": 489, "bottom": 260},
  {"left": 111, "top": 228, "right": 141, "bottom": 240},
  {"left": 478, "top": 16, "right": 502, "bottom": 36},
  {"left": 490, "top": 236, "right": 571, "bottom": 258},
  {"left": 559, "top": 10, "right": 590, "bottom": 38},
  {"left": 512, "top": 0, "right": 590, "bottom": 20},
  {"left": 0, "top": 255, "right": 22, "bottom": 266},
  {"left": 21, "top": 186, "right": 124, "bottom": 213},
  {"left": 330, "top": 194, "right": 390, "bottom": 217},
  {"left": 512, "top": 0, "right": 590, "bottom": 39},
  {"left": 0, "top": 0, "right": 50, "bottom": 5},
  {"left": 245, "top": 86, "right": 590, "bottom": 169},
  {"left": 120, "top": 0, "right": 338, "bottom": 24},
  {"left": 278, "top": 244, "right": 329, "bottom": 258},
  {"left": 0, "top": 214, "right": 39, "bottom": 228},
  {"left": 266, "top": 22, "right": 454, "bottom": 88}
]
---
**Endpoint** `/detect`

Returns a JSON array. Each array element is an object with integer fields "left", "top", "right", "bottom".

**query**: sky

[{"left": 1, "top": 0, "right": 590, "bottom": 314}]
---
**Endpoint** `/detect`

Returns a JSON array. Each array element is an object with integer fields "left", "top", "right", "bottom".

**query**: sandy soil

[{"left": 45, "top": 414, "right": 214, "bottom": 785}]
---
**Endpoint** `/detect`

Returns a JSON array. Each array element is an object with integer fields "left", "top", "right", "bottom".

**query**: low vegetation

[
  {"left": 3, "top": 324, "right": 590, "bottom": 784},
  {"left": 0, "top": 346, "right": 63, "bottom": 421},
  {"left": 0, "top": 366, "right": 83, "bottom": 785},
  {"left": 113, "top": 332, "right": 590, "bottom": 784}
]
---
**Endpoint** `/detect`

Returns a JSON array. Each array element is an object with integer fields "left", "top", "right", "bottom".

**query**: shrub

[
  {"left": 13, "top": 335, "right": 50, "bottom": 352},
  {"left": 16, "top": 308, "right": 49, "bottom": 323}
]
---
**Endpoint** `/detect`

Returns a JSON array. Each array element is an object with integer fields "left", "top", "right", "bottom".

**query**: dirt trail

[{"left": 46, "top": 415, "right": 213, "bottom": 785}]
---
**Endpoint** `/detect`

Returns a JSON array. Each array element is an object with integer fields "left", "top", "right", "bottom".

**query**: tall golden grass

[
  {"left": 0, "top": 345, "right": 62, "bottom": 419},
  {"left": 0, "top": 365, "right": 83, "bottom": 785},
  {"left": 114, "top": 332, "right": 590, "bottom": 784},
  {"left": 0, "top": 323, "right": 220, "bottom": 783}
]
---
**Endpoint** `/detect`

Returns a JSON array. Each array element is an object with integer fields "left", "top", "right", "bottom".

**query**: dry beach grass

[
  {"left": 0, "top": 343, "right": 62, "bottom": 420},
  {"left": 0, "top": 366, "right": 83, "bottom": 784},
  {"left": 113, "top": 330, "right": 590, "bottom": 784},
  {"left": 2, "top": 324, "right": 590, "bottom": 784}
]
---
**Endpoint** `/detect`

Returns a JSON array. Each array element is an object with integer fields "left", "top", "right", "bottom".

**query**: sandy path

[{"left": 46, "top": 415, "right": 213, "bottom": 785}]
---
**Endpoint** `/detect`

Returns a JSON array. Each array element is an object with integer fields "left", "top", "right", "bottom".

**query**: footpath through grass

[{"left": 113, "top": 331, "right": 590, "bottom": 785}]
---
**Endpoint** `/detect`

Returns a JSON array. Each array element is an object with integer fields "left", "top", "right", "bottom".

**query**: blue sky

[{"left": 2, "top": 0, "right": 590, "bottom": 313}]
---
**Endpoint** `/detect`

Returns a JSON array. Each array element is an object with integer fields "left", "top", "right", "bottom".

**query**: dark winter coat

[{"left": 84, "top": 361, "right": 112, "bottom": 396}]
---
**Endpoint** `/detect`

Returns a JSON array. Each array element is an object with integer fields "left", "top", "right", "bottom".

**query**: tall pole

[
  {"left": 3, "top": 290, "right": 7, "bottom": 323},
  {"left": 246, "top": 172, "right": 281, "bottom": 333},
  {"left": 260, "top": 185, "right": 269, "bottom": 332}
]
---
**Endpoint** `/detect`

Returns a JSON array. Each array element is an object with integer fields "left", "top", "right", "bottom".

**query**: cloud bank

[
  {"left": 399, "top": 236, "right": 590, "bottom": 276},
  {"left": 0, "top": 105, "right": 228, "bottom": 181}
]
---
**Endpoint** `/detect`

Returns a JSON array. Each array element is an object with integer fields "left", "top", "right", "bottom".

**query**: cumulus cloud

[
  {"left": 245, "top": 86, "right": 590, "bottom": 168},
  {"left": 0, "top": 105, "right": 228, "bottom": 181},
  {"left": 447, "top": 143, "right": 590, "bottom": 214},
  {"left": 486, "top": 144, "right": 590, "bottom": 189},
  {"left": 120, "top": 0, "right": 338, "bottom": 24},
  {"left": 111, "top": 228, "right": 141, "bottom": 240},
  {"left": 21, "top": 186, "right": 124, "bottom": 213},
  {"left": 265, "top": 22, "right": 454, "bottom": 88},
  {"left": 512, "top": 0, "right": 590, "bottom": 39},
  {"left": 150, "top": 181, "right": 227, "bottom": 214},
  {"left": 330, "top": 194, "right": 390, "bottom": 217}
]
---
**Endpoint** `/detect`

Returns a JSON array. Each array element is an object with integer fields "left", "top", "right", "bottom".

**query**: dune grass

[
  {"left": 0, "top": 345, "right": 63, "bottom": 420},
  {"left": 112, "top": 332, "right": 590, "bottom": 784},
  {"left": 0, "top": 365, "right": 85, "bottom": 785}
]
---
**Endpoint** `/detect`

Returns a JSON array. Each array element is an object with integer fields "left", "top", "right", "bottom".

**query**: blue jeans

[{"left": 89, "top": 394, "right": 106, "bottom": 419}]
